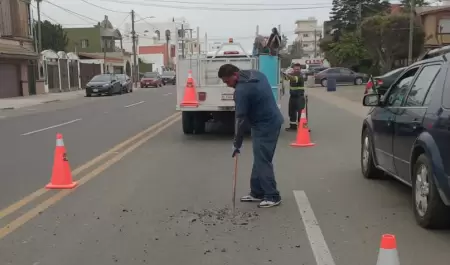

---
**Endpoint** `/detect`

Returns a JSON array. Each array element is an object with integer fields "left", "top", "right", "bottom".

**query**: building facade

[
  {"left": 0, "top": 0, "right": 42, "bottom": 98},
  {"left": 65, "top": 16, "right": 122, "bottom": 54},
  {"left": 295, "top": 17, "right": 322, "bottom": 58},
  {"left": 121, "top": 18, "right": 201, "bottom": 72},
  {"left": 416, "top": 5, "right": 450, "bottom": 49}
]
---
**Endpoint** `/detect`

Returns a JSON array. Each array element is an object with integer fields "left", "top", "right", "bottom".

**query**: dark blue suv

[{"left": 361, "top": 46, "right": 450, "bottom": 229}]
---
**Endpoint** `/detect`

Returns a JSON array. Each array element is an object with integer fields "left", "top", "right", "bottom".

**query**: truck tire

[
  {"left": 182, "top": 111, "right": 195, "bottom": 134},
  {"left": 193, "top": 113, "right": 206, "bottom": 134}
]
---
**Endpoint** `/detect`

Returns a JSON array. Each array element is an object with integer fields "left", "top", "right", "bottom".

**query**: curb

[{"left": 42, "top": 99, "right": 61, "bottom": 104}]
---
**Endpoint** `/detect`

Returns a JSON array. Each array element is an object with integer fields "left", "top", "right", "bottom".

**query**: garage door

[{"left": 0, "top": 63, "right": 21, "bottom": 98}]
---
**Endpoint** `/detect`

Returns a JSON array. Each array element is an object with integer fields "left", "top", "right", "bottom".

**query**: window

[
  {"left": 339, "top": 68, "right": 353, "bottom": 75},
  {"left": 303, "top": 43, "right": 309, "bottom": 47},
  {"left": 327, "top": 68, "right": 340, "bottom": 73},
  {"left": 386, "top": 67, "right": 419, "bottom": 107},
  {"left": 303, "top": 33, "right": 309, "bottom": 37},
  {"left": 405, "top": 64, "right": 441, "bottom": 107},
  {"left": 423, "top": 77, "right": 439, "bottom": 106},
  {"left": 439, "top": 19, "right": 450, "bottom": 33},
  {"left": 154, "top": 30, "right": 161, "bottom": 40},
  {"left": 81, "top": 39, "right": 89, "bottom": 48}
]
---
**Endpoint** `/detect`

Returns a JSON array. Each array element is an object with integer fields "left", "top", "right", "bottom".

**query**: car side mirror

[{"left": 363, "top": 94, "right": 381, "bottom": 107}]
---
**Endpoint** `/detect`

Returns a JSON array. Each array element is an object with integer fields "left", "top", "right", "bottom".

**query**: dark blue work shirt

[{"left": 233, "top": 70, "right": 284, "bottom": 148}]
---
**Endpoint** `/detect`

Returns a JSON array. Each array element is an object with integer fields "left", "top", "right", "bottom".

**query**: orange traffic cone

[
  {"left": 290, "top": 109, "right": 315, "bottom": 147},
  {"left": 376, "top": 234, "right": 400, "bottom": 265},
  {"left": 180, "top": 70, "right": 199, "bottom": 107},
  {"left": 46, "top": 133, "right": 77, "bottom": 189}
]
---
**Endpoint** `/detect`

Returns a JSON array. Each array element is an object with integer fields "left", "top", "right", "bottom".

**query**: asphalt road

[
  {"left": 1, "top": 87, "right": 450, "bottom": 265},
  {"left": 0, "top": 86, "right": 176, "bottom": 209}
]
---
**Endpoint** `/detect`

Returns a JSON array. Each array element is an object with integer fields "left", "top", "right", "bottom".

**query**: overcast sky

[{"left": 31, "top": 0, "right": 403, "bottom": 50}]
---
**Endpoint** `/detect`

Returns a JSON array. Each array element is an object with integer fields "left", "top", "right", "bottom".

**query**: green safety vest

[{"left": 288, "top": 74, "right": 305, "bottom": 91}]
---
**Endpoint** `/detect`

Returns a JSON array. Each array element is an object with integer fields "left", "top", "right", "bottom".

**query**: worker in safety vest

[{"left": 283, "top": 63, "right": 305, "bottom": 131}]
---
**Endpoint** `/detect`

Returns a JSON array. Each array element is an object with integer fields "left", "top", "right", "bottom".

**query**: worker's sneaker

[
  {"left": 258, "top": 199, "right": 282, "bottom": 208},
  {"left": 240, "top": 194, "right": 263, "bottom": 202},
  {"left": 285, "top": 124, "right": 297, "bottom": 131}
]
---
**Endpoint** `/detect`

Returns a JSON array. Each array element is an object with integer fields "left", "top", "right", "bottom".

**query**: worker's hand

[{"left": 232, "top": 146, "right": 240, "bottom": 158}]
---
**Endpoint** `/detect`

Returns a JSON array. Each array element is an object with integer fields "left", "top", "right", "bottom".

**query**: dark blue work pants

[{"left": 250, "top": 126, "right": 282, "bottom": 201}]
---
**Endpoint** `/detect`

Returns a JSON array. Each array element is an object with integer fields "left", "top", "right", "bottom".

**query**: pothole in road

[{"left": 165, "top": 206, "right": 260, "bottom": 229}]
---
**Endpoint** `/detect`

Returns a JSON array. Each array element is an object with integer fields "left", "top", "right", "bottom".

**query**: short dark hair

[
  {"left": 218, "top": 64, "right": 240, "bottom": 78},
  {"left": 293, "top": 63, "right": 301, "bottom": 68}
]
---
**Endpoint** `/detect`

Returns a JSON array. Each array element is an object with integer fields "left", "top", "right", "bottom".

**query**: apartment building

[
  {"left": 0, "top": 0, "right": 41, "bottom": 98},
  {"left": 294, "top": 17, "right": 322, "bottom": 58}
]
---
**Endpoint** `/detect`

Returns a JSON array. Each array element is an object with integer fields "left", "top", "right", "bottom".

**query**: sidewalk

[{"left": 0, "top": 90, "right": 85, "bottom": 110}]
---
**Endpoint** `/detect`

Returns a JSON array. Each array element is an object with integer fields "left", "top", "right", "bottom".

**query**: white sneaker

[
  {"left": 258, "top": 199, "right": 282, "bottom": 208},
  {"left": 240, "top": 194, "right": 263, "bottom": 202}
]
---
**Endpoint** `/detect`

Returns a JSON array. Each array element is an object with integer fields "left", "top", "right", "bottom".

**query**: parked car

[
  {"left": 161, "top": 71, "right": 176, "bottom": 85},
  {"left": 366, "top": 67, "right": 407, "bottom": 95},
  {"left": 116, "top": 74, "right": 133, "bottom": 93},
  {"left": 140, "top": 72, "right": 163, "bottom": 88},
  {"left": 85, "top": 74, "right": 122, "bottom": 97},
  {"left": 315, "top": 67, "right": 367, "bottom": 87},
  {"left": 361, "top": 47, "right": 450, "bottom": 229}
]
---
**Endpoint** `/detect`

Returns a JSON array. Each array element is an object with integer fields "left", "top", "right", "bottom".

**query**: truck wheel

[
  {"left": 413, "top": 154, "right": 450, "bottom": 229},
  {"left": 182, "top": 112, "right": 195, "bottom": 134},
  {"left": 193, "top": 113, "right": 206, "bottom": 134}
]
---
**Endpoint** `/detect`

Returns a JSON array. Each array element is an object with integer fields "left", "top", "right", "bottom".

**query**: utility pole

[
  {"left": 181, "top": 23, "right": 185, "bottom": 58},
  {"left": 408, "top": 0, "right": 416, "bottom": 65},
  {"left": 196, "top": 26, "right": 200, "bottom": 54},
  {"left": 187, "top": 28, "right": 193, "bottom": 55},
  {"left": 31, "top": 9, "right": 38, "bottom": 53},
  {"left": 131, "top": 10, "right": 138, "bottom": 85},
  {"left": 204, "top": 32, "right": 208, "bottom": 53},
  {"left": 357, "top": 3, "right": 362, "bottom": 36},
  {"left": 103, "top": 15, "right": 108, "bottom": 73},
  {"left": 36, "top": 0, "right": 42, "bottom": 53},
  {"left": 314, "top": 29, "right": 317, "bottom": 57}
]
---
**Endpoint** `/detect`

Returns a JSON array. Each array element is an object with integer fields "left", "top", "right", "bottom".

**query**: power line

[
  {"left": 44, "top": 0, "right": 99, "bottom": 23},
  {"left": 117, "top": 13, "right": 131, "bottom": 29},
  {"left": 96, "top": 0, "right": 332, "bottom": 6},
  {"left": 79, "top": 0, "right": 129, "bottom": 13},
  {"left": 135, "top": 13, "right": 156, "bottom": 29},
  {"left": 94, "top": 0, "right": 332, "bottom": 11}
]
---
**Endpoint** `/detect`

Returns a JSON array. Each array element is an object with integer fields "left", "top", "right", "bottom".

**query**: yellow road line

[
  {"left": 0, "top": 112, "right": 180, "bottom": 221},
  {"left": 0, "top": 115, "right": 181, "bottom": 240}
]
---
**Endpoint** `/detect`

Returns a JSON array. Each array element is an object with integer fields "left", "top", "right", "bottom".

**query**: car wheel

[
  {"left": 108, "top": 88, "right": 113, "bottom": 96},
  {"left": 119, "top": 86, "right": 123, "bottom": 94},
  {"left": 361, "top": 128, "right": 382, "bottom": 179},
  {"left": 86, "top": 93, "right": 92, "bottom": 97},
  {"left": 182, "top": 111, "right": 195, "bottom": 134},
  {"left": 412, "top": 154, "right": 450, "bottom": 229},
  {"left": 130, "top": 87, "right": 133, "bottom": 92},
  {"left": 355, "top": 77, "right": 363, "bottom": 85},
  {"left": 321, "top": 78, "right": 327, "bottom": 87}
]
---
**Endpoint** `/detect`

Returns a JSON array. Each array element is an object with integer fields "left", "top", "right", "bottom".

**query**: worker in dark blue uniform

[
  {"left": 218, "top": 64, "right": 283, "bottom": 208},
  {"left": 283, "top": 63, "right": 306, "bottom": 131}
]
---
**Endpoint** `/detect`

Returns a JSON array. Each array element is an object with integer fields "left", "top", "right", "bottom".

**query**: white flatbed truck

[{"left": 175, "top": 39, "right": 283, "bottom": 134}]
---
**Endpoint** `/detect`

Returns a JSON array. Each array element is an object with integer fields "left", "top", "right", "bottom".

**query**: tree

[
  {"left": 330, "top": 0, "right": 391, "bottom": 33},
  {"left": 34, "top": 20, "right": 68, "bottom": 51},
  {"left": 327, "top": 32, "right": 367, "bottom": 66},
  {"left": 361, "top": 14, "right": 425, "bottom": 72}
]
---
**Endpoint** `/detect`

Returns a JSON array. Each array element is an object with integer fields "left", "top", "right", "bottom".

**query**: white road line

[
  {"left": 293, "top": 190, "right": 336, "bottom": 265},
  {"left": 21, "top": 118, "right": 82, "bottom": 136},
  {"left": 163, "top": 92, "right": 172, "bottom": 96},
  {"left": 124, "top": 101, "right": 145, "bottom": 108}
]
